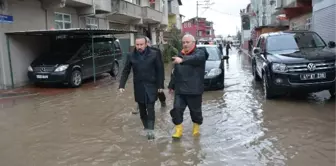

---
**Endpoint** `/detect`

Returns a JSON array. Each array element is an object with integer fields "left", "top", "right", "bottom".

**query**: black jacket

[
  {"left": 119, "top": 47, "right": 164, "bottom": 103},
  {"left": 150, "top": 46, "right": 165, "bottom": 88},
  {"left": 168, "top": 48, "right": 207, "bottom": 95}
]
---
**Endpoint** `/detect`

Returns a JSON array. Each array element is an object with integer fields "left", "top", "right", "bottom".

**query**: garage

[{"left": 4, "top": 28, "right": 137, "bottom": 88}]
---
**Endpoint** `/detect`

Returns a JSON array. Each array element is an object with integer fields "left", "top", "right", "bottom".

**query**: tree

[
  {"left": 236, "top": 30, "right": 242, "bottom": 43},
  {"left": 162, "top": 28, "right": 182, "bottom": 62}
]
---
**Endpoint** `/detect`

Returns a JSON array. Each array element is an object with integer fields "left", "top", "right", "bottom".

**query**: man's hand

[
  {"left": 158, "top": 89, "right": 163, "bottom": 93},
  {"left": 172, "top": 56, "right": 183, "bottom": 64},
  {"left": 119, "top": 88, "right": 125, "bottom": 93}
]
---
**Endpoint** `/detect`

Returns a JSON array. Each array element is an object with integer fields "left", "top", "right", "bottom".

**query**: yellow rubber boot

[
  {"left": 192, "top": 123, "right": 200, "bottom": 136},
  {"left": 172, "top": 124, "right": 183, "bottom": 139}
]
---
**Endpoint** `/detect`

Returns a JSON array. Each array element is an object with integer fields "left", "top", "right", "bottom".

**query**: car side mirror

[
  {"left": 253, "top": 47, "right": 262, "bottom": 55},
  {"left": 328, "top": 41, "right": 336, "bottom": 48}
]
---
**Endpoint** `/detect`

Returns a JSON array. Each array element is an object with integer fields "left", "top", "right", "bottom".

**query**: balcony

[
  {"left": 66, "top": 0, "right": 93, "bottom": 7},
  {"left": 142, "top": 6, "right": 163, "bottom": 24},
  {"left": 95, "top": 0, "right": 112, "bottom": 14},
  {"left": 273, "top": 0, "right": 312, "bottom": 19},
  {"left": 109, "top": 0, "right": 142, "bottom": 24}
]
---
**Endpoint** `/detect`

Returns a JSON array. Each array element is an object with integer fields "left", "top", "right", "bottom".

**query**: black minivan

[{"left": 28, "top": 37, "right": 122, "bottom": 87}]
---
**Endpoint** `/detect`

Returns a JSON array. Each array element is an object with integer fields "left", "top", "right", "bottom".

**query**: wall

[
  {"left": 313, "top": 0, "right": 335, "bottom": 11},
  {"left": 9, "top": 36, "right": 50, "bottom": 87},
  {"left": 289, "top": 13, "right": 312, "bottom": 30}
]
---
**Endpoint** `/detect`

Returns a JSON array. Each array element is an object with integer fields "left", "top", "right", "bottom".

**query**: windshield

[
  {"left": 50, "top": 39, "right": 85, "bottom": 54},
  {"left": 266, "top": 32, "right": 326, "bottom": 51},
  {"left": 199, "top": 47, "right": 221, "bottom": 61}
]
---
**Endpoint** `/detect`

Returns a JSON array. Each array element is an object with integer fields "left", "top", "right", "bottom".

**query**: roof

[
  {"left": 5, "top": 28, "right": 137, "bottom": 36},
  {"left": 260, "top": 30, "right": 317, "bottom": 37}
]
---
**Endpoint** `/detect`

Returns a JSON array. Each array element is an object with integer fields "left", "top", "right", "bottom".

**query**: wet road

[{"left": 0, "top": 48, "right": 335, "bottom": 166}]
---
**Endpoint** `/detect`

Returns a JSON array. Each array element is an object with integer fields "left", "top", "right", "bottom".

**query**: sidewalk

[{"left": 240, "top": 48, "right": 252, "bottom": 58}]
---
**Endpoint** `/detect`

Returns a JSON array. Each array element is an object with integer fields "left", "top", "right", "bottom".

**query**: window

[
  {"left": 135, "top": 0, "right": 141, "bottom": 5},
  {"left": 206, "top": 30, "right": 211, "bottom": 35},
  {"left": 188, "top": 22, "right": 191, "bottom": 27},
  {"left": 198, "top": 31, "right": 202, "bottom": 36},
  {"left": 204, "top": 47, "right": 221, "bottom": 60},
  {"left": 85, "top": 17, "right": 98, "bottom": 29},
  {"left": 54, "top": 13, "right": 71, "bottom": 29},
  {"left": 266, "top": 32, "right": 326, "bottom": 51}
]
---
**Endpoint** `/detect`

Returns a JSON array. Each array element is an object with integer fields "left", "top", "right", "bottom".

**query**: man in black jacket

[
  {"left": 119, "top": 35, "right": 164, "bottom": 140},
  {"left": 168, "top": 34, "right": 207, "bottom": 139},
  {"left": 131, "top": 37, "right": 167, "bottom": 114}
]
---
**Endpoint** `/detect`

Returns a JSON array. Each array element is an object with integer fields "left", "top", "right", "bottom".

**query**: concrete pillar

[
  {"left": 130, "top": 25, "right": 135, "bottom": 46},
  {"left": 151, "top": 27, "right": 157, "bottom": 45}
]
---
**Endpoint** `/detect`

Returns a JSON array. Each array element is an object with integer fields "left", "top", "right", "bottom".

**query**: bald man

[{"left": 168, "top": 34, "right": 207, "bottom": 139}]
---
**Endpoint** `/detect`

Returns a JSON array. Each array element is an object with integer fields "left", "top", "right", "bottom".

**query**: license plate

[
  {"left": 36, "top": 75, "right": 48, "bottom": 79},
  {"left": 300, "top": 73, "right": 326, "bottom": 80}
]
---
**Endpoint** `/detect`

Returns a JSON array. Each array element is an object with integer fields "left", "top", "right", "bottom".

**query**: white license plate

[
  {"left": 36, "top": 75, "right": 48, "bottom": 79},
  {"left": 300, "top": 73, "right": 326, "bottom": 80}
]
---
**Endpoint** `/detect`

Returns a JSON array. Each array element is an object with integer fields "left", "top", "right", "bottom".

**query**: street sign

[{"left": 0, "top": 14, "right": 13, "bottom": 23}]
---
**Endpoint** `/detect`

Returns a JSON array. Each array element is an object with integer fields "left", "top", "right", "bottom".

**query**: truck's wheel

[
  {"left": 110, "top": 61, "right": 119, "bottom": 77},
  {"left": 263, "top": 74, "right": 276, "bottom": 99}
]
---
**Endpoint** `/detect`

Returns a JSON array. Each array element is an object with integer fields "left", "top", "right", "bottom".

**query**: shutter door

[{"left": 313, "top": 4, "right": 336, "bottom": 43}]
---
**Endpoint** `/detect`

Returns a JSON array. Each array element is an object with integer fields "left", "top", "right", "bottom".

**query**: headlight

[
  {"left": 28, "top": 65, "right": 33, "bottom": 72},
  {"left": 205, "top": 68, "right": 222, "bottom": 78},
  {"left": 54, "top": 64, "right": 69, "bottom": 72},
  {"left": 272, "top": 63, "right": 288, "bottom": 73}
]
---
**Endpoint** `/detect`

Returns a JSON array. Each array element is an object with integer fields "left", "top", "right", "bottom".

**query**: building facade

[
  {"left": 181, "top": 17, "right": 215, "bottom": 40},
  {"left": 273, "top": 0, "right": 312, "bottom": 30},
  {"left": 167, "top": 0, "right": 182, "bottom": 31},
  {"left": 0, "top": 0, "right": 170, "bottom": 89},
  {"left": 312, "top": 0, "right": 335, "bottom": 43}
]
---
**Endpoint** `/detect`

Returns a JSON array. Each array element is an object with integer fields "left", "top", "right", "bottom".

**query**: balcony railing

[
  {"left": 111, "top": 0, "right": 142, "bottom": 19},
  {"left": 142, "top": 6, "right": 162, "bottom": 23}
]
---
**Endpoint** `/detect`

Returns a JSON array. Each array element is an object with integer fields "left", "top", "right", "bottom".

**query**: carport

[{"left": 5, "top": 28, "right": 137, "bottom": 88}]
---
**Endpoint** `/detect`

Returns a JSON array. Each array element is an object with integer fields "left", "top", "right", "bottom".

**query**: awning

[{"left": 5, "top": 28, "right": 137, "bottom": 36}]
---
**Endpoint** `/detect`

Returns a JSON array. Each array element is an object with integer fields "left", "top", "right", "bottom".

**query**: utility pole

[{"left": 195, "top": 0, "right": 213, "bottom": 40}]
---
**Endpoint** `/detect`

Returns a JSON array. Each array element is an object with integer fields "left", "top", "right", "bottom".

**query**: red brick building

[{"left": 182, "top": 17, "right": 215, "bottom": 40}]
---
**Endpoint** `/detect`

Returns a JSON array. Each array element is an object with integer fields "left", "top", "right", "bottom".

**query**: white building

[
  {"left": 312, "top": 0, "right": 335, "bottom": 43},
  {"left": 0, "top": 0, "right": 169, "bottom": 89}
]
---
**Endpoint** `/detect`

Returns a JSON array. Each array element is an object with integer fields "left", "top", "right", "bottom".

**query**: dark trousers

[
  {"left": 157, "top": 92, "right": 166, "bottom": 102},
  {"left": 226, "top": 49, "right": 229, "bottom": 56},
  {"left": 170, "top": 94, "right": 203, "bottom": 125},
  {"left": 138, "top": 102, "right": 155, "bottom": 130}
]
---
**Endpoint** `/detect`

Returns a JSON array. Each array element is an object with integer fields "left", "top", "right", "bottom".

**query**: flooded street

[{"left": 0, "top": 48, "right": 335, "bottom": 166}]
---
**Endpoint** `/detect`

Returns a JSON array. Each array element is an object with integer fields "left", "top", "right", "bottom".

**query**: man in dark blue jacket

[
  {"left": 119, "top": 35, "right": 164, "bottom": 140},
  {"left": 168, "top": 34, "right": 207, "bottom": 139}
]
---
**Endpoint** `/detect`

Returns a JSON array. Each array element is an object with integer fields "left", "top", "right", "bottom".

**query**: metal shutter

[{"left": 313, "top": 4, "right": 336, "bottom": 43}]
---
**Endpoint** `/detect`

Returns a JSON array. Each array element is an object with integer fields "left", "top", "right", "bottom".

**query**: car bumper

[
  {"left": 204, "top": 73, "right": 224, "bottom": 90},
  {"left": 269, "top": 71, "right": 335, "bottom": 94},
  {"left": 28, "top": 71, "right": 68, "bottom": 83}
]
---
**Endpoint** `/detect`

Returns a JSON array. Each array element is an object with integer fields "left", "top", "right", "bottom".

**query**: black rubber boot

[
  {"left": 141, "top": 119, "right": 148, "bottom": 129},
  {"left": 147, "top": 121, "right": 155, "bottom": 140}
]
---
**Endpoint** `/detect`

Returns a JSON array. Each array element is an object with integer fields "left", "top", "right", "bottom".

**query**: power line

[{"left": 206, "top": 8, "right": 241, "bottom": 17}]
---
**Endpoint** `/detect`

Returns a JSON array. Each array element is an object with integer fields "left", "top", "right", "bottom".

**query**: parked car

[
  {"left": 28, "top": 37, "right": 123, "bottom": 87},
  {"left": 171, "top": 45, "right": 225, "bottom": 90},
  {"left": 251, "top": 30, "right": 336, "bottom": 99}
]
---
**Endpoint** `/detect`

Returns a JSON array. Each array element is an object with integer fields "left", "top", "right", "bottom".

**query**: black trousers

[
  {"left": 138, "top": 102, "right": 155, "bottom": 130},
  {"left": 170, "top": 94, "right": 203, "bottom": 125},
  {"left": 226, "top": 49, "right": 229, "bottom": 56},
  {"left": 157, "top": 91, "right": 166, "bottom": 102}
]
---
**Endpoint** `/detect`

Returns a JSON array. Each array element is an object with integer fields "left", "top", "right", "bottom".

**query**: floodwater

[{"left": 0, "top": 48, "right": 335, "bottom": 166}]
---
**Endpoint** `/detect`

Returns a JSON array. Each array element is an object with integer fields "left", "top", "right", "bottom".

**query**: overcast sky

[{"left": 179, "top": 0, "right": 250, "bottom": 37}]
